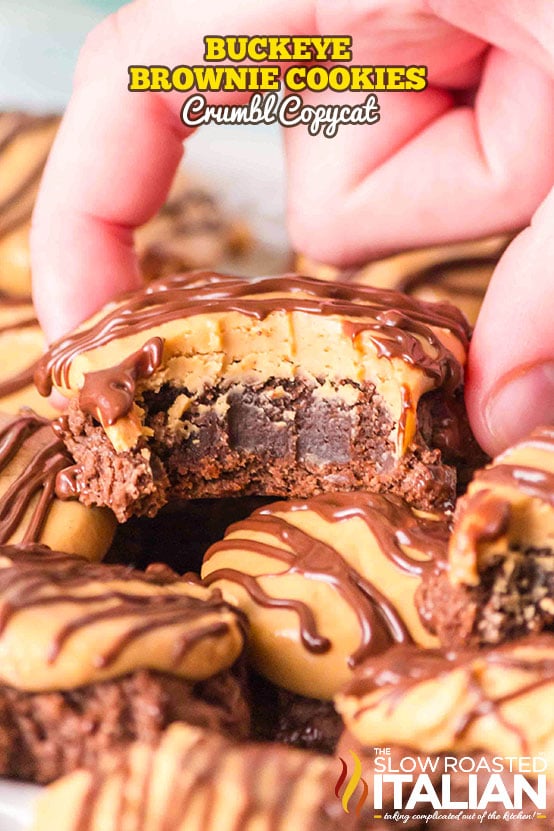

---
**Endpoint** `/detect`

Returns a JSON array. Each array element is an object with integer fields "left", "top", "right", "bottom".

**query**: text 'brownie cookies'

[
  {"left": 31, "top": 722, "right": 356, "bottom": 831},
  {"left": 419, "top": 425, "right": 554, "bottom": 649},
  {"left": 0, "top": 550, "right": 249, "bottom": 782},
  {"left": 202, "top": 491, "right": 446, "bottom": 700},
  {"left": 36, "top": 272, "right": 480, "bottom": 521},
  {"left": 0, "top": 411, "right": 115, "bottom": 560}
]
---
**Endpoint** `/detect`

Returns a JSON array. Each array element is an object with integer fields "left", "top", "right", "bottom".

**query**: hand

[{"left": 31, "top": 0, "right": 554, "bottom": 455}]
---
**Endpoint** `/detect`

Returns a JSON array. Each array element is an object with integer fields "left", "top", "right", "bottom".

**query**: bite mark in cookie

[{"left": 36, "top": 272, "right": 482, "bottom": 519}]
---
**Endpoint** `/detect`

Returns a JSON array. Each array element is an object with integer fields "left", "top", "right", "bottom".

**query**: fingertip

[{"left": 467, "top": 358, "right": 554, "bottom": 457}]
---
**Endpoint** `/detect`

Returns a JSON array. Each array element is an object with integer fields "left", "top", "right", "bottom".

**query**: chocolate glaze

[
  {"left": 0, "top": 555, "right": 245, "bottom": 672},
  {"left": 36, "top": 273, "right": 470, "bottom": 427},
  {"left": 79, "top": 337, "right": 164, "bottom": 426},
  {"left": 476, "top": 464, "right": 554, "bottom": 508},
  {"left": 0, "top": 412, "right": 74, "bottom": 544},
  {"left": 343, "top": 636, "right": 554, "bottom": 752},
  {"left": 0, "top": 112, "right": 58, "bottom": 239},
  {"left": 203, "top": 492, "right": 448, "bottom": 665}
]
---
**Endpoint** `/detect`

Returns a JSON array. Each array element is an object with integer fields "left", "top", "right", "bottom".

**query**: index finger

[{"left": 31, "top": 0, "right": 314, "bottom": 342}]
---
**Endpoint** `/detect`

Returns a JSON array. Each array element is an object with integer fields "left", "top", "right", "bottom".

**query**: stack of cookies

[{"left": 1, "top": 111, "right": 552, "bottom": 831}]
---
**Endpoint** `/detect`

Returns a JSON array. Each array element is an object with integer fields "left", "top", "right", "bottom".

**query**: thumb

[{"left": 467, "top": 185, "right": 554, "bottom": 455}]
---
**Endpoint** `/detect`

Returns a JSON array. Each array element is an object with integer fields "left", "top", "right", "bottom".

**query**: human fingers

[{"left": 32, "top": 0, "right": 315, "bottom": 342}]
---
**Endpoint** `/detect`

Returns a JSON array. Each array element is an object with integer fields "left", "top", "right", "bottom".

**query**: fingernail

[{"left": 485, "top": 361, "right": 554, "bottom": 454}]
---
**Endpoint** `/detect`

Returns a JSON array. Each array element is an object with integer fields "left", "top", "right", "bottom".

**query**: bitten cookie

[
  {"left": 419, "top": 425, "right": 554, "bottom": 648},
  {"left": 36, "top": 272, "right": 481, "bottom": 521},
  {"left": 202, "top": 491, "right": 446, "bottom": 700},
  {"left": 0, "top": 550, "right": 249, "bottom": 783},
  {"left": 297, "top": 234, "right": 511, "bottom": 326},
  {"left": 0, "top": 411, "right": 114, "bottom": 560},
  {"left": 31, "top": 722, "right": 357, "bottom": 831}
]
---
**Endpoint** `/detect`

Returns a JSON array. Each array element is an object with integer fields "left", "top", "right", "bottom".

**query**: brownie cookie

[
  {"left": 36, "top": 272, "right": 480, "bottom": 521},
  {"left": 297, "top": 233, "right": 512, "bottom": 326},
  {"left": 0, "top": 299, "right": 58, "bottom": 416},
  {"left": 0, "top": 550, "right": 249, "bottom": 782},
  {"left": 0, "top": 411, "right": 115, "bottom": 560},
  {"left": 0, "top": 112, "right": 59, "bottom": 298},
  {"left": 335, "top": 636, "right": 554, "bottom": 765},
  {"left": 31, "top": 722, "right": 358, "bottom": 831},
  {"left": 202, "top": 491, "right": 446, "bottom": 700},
  {"left": 419, "top": 425, "right": 554, "bottom": 648}
]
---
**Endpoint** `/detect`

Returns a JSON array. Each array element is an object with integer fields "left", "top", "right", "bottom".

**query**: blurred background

[{"left": 0, "top": 0, "right": 290, "bottom": 273}]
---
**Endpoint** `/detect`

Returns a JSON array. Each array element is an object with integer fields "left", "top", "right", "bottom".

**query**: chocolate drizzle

[
  {"left": 79, "top": 337, "right": 164, "bottom": 425},
  {"left": 203, "top": 492, "right": 448, "bottom": 665},
  {"left": 342, "top": 636, "right": 554, "bottom": 753},
  {"left": 476, "top": 464, "right": 554, "bottom": 507},
  {"left": 70, "top": 726, "right": 342, "bottom": 831},
  {"left": 0, "top": 412, "right": 73, "bottom": 544},
  {"left": 0, "top": 556, "right": 245, "bottom": 672},
  {"left": 36, "top": 273, "right": 470, "bottom": 425}
]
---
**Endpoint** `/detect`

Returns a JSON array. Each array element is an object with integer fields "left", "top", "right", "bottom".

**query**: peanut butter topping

[
  {"left": 0, "top": 112, "right": 60, "bottom": 297},
  {"left": 449, "top": 426, "right": 554, "bottom": 586},
  {"left": 336, "top": 636, "right": 554, "bottom": 774},
  {"left": 0, "top": 411, "right": 114, "bottom": 560},
  {"left": 0, "top": 300, "right": 56, "bottom": 416},
  {"left": 31, "top": 723, "right": 351, "bottom": 831},
  {"left": 36, "top": 272, "right": 469, "bottom": 456},
  {"left": 202, "top": 492, "right": 446, "bottom": 699},
  {"left": 0, "top": 554, "right": 246, "bottom": 692}
]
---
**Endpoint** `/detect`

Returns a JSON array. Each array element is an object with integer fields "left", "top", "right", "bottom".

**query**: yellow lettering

[
  {"left": 203, "top": 36, "right": 227, "bottom": 61},
  {"left": 171, "top": 66, "right": 194, "bottom": 91},
  {"left": 406, "top": 65, "right": 428, "bottom": 91},
  {"left": 385, "top": 66, "right": 406, "bottom": 90},
  {"left": 128, "top": 66, "right": 151, "bottom": 91},
  {"left": 284, "top": 66, "right": 306, "bottom": 91}
]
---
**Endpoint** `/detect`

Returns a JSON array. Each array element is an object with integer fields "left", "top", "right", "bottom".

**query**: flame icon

[{"left": 335, "top": 750, "right": 369, "bottom": 817}]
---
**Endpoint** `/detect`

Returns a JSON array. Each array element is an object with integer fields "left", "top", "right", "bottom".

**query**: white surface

[{"left": 0, "top": 781, "right": 39, "bottom": 831}]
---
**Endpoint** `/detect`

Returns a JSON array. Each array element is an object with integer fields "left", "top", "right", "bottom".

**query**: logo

[
  {"left": 335, "top": 749, "right": 549, "bottom": 823},
  {"left": 335, "top": 751, "right": 369, "bottom": 817}
]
